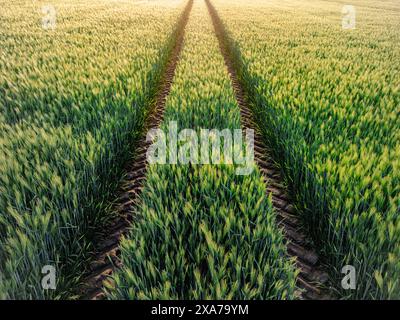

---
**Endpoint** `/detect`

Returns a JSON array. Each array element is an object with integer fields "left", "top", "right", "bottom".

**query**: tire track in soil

[
  {"left": 205, "top": 0, "right": 332, "bottom": 300},
  {"left": 79, "top": 0, "right": 194, "bottom": 300}
]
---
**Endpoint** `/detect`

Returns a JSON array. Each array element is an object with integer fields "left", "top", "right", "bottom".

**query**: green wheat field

[{"left": 0, "top": 0, "right": 399, "bottom": 300}]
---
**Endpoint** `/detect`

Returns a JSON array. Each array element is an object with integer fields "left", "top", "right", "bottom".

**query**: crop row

[
  {"left": 211, "top": 0, "right": 400, "bottom": 299},
  {"left": 0, "top": 0, "right": 184, "bottom": 299},
  {"left": 107, "top": 0, "right": 297, "bottom": 300}
]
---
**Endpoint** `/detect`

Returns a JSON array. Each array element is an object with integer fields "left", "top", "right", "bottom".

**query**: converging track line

[
  {"left": 205, "top": 0, "right": 331, "bottom": 300},
  {"left": 79, "top": 0, "right": 194, "bottom": 300}
]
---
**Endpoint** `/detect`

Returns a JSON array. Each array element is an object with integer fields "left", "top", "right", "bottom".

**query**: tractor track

[
  {"left": 79, "top": 0, "right": 193, "bottom": 300},
  {"left": 205, "top": 0, "right": 331, "bottom": 300}
]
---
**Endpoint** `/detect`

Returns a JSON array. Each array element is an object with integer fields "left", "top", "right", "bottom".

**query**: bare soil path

[
  {"left": 79, "top": 0, "right": 331, "bottom": 300},
  {"left": 205, "top": 0, "right": 331, "bottom": 300},
  {"left": 79, "top": 0, "right": 194, "bottom": 300}
]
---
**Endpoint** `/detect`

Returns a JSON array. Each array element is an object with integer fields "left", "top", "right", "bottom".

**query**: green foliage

[
  {"left": 107, "top": 0, "right": 297, "bottom": 300},
  {"left": 0, "top": 0, "right": 183, "bottom": 299},
  {"left": 212, "top": 0, "right": 400, "bottom": 299}
]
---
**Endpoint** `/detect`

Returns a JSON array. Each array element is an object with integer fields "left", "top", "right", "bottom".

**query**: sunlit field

[
  {"left": 0, "top": 0, "right": 399, "bottom": 301},
  {"left": 0, "top": 0, "right": 184, "bottom": 299},
  {"left": 211, "top": 0, "right": 400, "bottom": 300}
]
